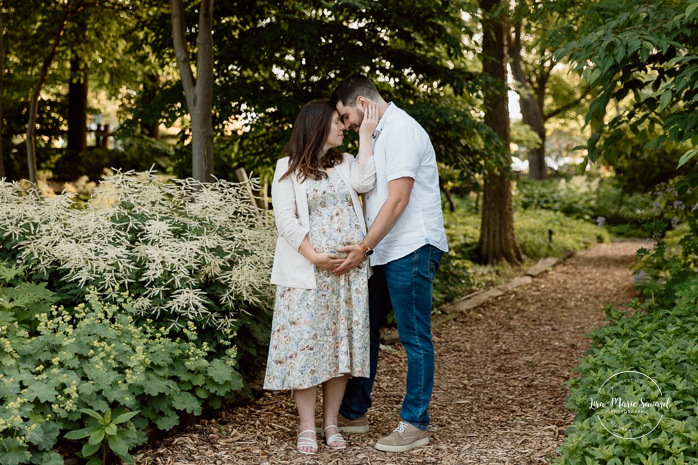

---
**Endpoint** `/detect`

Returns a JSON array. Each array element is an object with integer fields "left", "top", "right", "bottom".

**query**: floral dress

[{"left": 264, "top": 170, "right": 370, "bottom": 390}]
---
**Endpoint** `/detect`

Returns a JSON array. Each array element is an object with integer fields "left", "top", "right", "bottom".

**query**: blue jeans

[{"left": 339, "top": 244, "right": 444, "bottom": 430}]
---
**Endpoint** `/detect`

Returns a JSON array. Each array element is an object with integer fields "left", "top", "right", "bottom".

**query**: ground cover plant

[
  {"left": 1, "top": 283, "right": 242, "bottom": 465},
  {"left": 554, "top": 296, "right": 698, "bottom": 464}
]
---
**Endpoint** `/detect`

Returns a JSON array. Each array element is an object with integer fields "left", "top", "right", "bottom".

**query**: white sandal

[
  {"left": 297, "top": 429, "right": 318, "bottom": 455},
  {"left": 323, "top": 424, "right": 346, "bottom": 450}
]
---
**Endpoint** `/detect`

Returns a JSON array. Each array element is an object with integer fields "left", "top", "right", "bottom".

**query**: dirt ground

[{"left": 132, "top": 240, "right": 644, "bottom": 465}]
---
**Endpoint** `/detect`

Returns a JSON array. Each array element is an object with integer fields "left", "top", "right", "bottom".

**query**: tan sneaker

[
  {"left": 375, "top": 421, "right": 429, "bottom": 452},
  {"left": 314, "top": 413, "right": 369, "bottom": 434}
]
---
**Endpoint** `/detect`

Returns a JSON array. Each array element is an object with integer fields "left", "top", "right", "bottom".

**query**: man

[{"left": 326, "top": 74, "right": 448, "bottom": 452}]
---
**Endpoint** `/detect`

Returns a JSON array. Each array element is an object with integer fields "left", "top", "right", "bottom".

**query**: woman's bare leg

[
  {"left": 294, "top": 387, "right": 318, "bottom": 453},
  {"left": 322, "top": 376, "right": 348, "bottom": 447}
]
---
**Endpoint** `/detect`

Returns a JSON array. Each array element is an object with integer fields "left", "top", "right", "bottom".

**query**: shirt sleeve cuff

[{"left": 387, "top": 170, "right": 417, "bottom": 182}]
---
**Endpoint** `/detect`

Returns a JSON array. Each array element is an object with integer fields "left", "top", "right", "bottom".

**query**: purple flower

[
  {"left": 596, "top": 216, "right": 606, "bottom": 227},
  {"left": 672, "top": 216, "right": 680, "bottom": 228},
  {"left": 653, "top": 201, "right": 661, "bottom": 211},
  {"left": 674, "top": 200, "right": 685, "bottom": 210},
  {"left": 692, "top": 203, "right": 698, "bottom": 212},
  {"left": 633, "top": 270, "right": 647, "bottom": 284}
]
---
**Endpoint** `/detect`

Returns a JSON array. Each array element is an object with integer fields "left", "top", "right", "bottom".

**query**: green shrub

[
  {"left": 516, "top": 177, "right": 659, "bottom": 237},
  {"left": 632, "top": 176, "right": 698, "bottom": 306},
  {"left": 516, "top": 176, "right": 600, "bottom": 219},
  {"left": 1, "top": 287, "right": 242, "bottom": 464},
  {"left": 555, "top": 295, "right": 698, "bottom": 464},
  {"left": 433, "top": 198, "right": 479, "bottom": 308},
  {"left": 50, "top": 135, "right": 176, "bottom": 183},
  {"left": 594, "top": 182, "right": 656, "bottom": 229},
  {"left": 0, "top": 263, "right": 58, "bottom": 332},
  {"left": 515, "top": 209, "right": 611, "bottom": 259},
  {"left": 0, "top": 172, "right": 276, "bottom": 463}
]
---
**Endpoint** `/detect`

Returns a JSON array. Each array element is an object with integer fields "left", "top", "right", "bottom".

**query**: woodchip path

[{"left": 133, "top": 240, "right": 644, "bottom": 465}]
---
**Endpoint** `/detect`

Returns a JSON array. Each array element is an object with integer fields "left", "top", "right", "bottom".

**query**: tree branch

[
  {"left": 544, "top": 86, "right": 592, "bottom": 120},
  {"left": 195, "top": 0, "right": 214, "bottom": 98},
  {"left": 171, "top": 0, "right": 196, "bottom": 101}
]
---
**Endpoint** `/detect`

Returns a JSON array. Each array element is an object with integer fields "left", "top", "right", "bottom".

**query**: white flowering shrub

[{"left": 0, "top": 170, "right": 275, "bottom": 331}]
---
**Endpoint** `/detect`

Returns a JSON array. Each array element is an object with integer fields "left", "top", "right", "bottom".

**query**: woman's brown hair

[{"left": 280, "top": 100, "right": 343, "bottom": 182}]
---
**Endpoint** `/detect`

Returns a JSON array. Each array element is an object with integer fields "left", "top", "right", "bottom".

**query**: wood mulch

[{"left": 132, "top": 240, "right": 644, "bottom": 465}]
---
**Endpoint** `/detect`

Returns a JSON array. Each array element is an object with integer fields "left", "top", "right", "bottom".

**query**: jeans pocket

[{"left": 427, "top": 247, "right": 444, "bottom": 280}]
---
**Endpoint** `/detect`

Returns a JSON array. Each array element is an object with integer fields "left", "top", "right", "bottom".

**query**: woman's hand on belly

[{"left": 311, "top": 251, "right": 344, "bottom": 271}]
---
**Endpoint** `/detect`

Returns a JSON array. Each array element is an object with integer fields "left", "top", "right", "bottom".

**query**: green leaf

[
  {"left": 589, "top": 67, "right": 602, "bottom": 84},
  {"left": 31, "top": 451, "right": 64, "bottom": 465},
  {"left": 172, "top": 391, "right": 202, "bottom": 414},
  {"left": 26, "top": 382, "right": 58, "bottom": 403},
  {"left": 143, "top": 374, "right": 171, "bottom": 395},
  {"left": 155, "top": 411, "right": 180, "bottom": 431},
  {"left": 0, "top": 264, "right": 26, "bottom": 281},
  {"left": 677, "top": 149, "right": 698, "bottom": 168},
  {"left": 65, "top": 427, "right": 95, "bottom": 440},
  {"left": 208, "top": 359, "right": 233, "bottom": 384},
  {"left": 659, "top": 90, "right": 673, "bottom": 111},
  {"left": 81, "top": 441, "right": 101, "bottom": 458},
  {"left": 86, "top": 458, "right": 103, "bottom": 465},
  {"left": 27, "top": 422, "right": 61, "bottom": 451},
  {"left": 686, "top": 1, "right": 698, "bottom": 18},
  {"left": 105, "top": 424, "right": 118, "bottom": 435},
  {"left": 88, "top": 429, "right": 106, "bottom": 446},
  {"left": 79, "top": 408, "right": 106, "bottom": 422},
  {"left": 0, "top": 438, "right": 31, "bottom": 465},
  {"left": 107, "top": 435, "right": 130, "bottom": 456},
  {"left": 112, "top": 410, "right": 140, "bottom": 425}
]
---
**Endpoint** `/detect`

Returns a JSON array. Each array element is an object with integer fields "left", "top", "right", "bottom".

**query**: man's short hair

[{"left": 330, "top": 74, "right": 381, "bottom": 108}]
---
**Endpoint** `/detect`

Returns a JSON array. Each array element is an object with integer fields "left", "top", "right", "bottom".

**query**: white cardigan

[{"left": 270, "top": 153, "right": 376, "bottom": 289}]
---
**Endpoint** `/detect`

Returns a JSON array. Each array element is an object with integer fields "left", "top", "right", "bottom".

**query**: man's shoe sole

[
  {"left": 375, "top": 437, "right": 429, "bottom": 452},
  {"left": 337, "top": 425, "right": 369, "bottom": 434}
]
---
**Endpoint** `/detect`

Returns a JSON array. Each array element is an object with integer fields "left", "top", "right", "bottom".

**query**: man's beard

[{"left": 353, "top": 107, "right": 365, "bottom": 132}]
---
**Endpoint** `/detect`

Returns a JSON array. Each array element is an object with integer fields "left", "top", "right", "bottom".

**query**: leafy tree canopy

[
  {"left": 555, "top": 0, "right": 698, "bottom": 169},
  {"left": 128, "top": 0, "right": 499, "bottom": 182}
]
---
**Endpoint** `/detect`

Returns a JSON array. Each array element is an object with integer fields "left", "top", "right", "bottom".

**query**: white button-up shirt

[{"left": 365, "top": 103, "right": 449, "bottom": 266}]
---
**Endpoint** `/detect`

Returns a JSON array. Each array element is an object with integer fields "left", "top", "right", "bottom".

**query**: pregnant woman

[{"left": 264, "top": 100, "right": 379, "bottom": 454}]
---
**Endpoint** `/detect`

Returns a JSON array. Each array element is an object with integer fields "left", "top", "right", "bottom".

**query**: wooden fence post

[{"left": 234, "top": 167, "right": 267, "bottom": 224}]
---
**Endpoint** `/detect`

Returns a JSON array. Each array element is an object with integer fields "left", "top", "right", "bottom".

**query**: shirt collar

[{"left": 374, "top": 102, "right": 395, "bottom": 137}]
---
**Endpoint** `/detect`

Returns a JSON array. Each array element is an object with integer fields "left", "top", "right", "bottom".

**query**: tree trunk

[
  {"left": 67, "top": 53, "right": 88, "bottom": 156},
  {"left": 0, "top": 7, "right": 5, "bottom": 179},
  {"left": 510, "top": 22, "right": 547, "bottom": 180},
  {"left": 478, "top": 0, "right": 522, "bottom": 264},
  {"left": 171, "top": 0, "right": 214, "bottom": 182},
  {"left": 140, "top": 73, "right": 161, "bottom": 139},
  {"left": 26, "top": 12, "right": 67, "bottom": 184}
]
